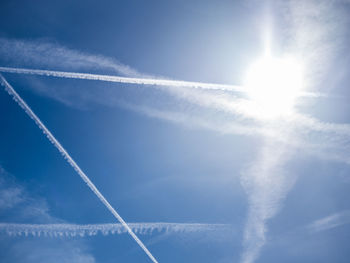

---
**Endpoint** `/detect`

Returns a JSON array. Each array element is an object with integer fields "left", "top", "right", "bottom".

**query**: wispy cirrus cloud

[
  {"left": 307, "top": 210, "right": 350, "bottom": 233},
  {"left": 0, "top": 184, "right": 23, "bottom": 210},
  {"left": 0, "top": 38, "right": 142, "bottom": 77},
  {"left": 123, "top": 100, "right": 350, "bottom": 166},
  {"left": 0, "top": 167, "right": 95, "bottom": 263},
  {"left": 0, "top": 167, "right": 53, "bottom": 223},
  {"left": 0, "top": 169, "right": 23, "bottom": 209}
]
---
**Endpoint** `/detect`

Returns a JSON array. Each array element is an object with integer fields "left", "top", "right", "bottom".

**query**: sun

[{"left": 244, "top": 54, "right": 304, "bottom": 119}]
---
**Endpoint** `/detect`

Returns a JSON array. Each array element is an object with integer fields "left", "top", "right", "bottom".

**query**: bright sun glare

[{"left": 244, "top": 54, "right": 304, "bottom": 119}]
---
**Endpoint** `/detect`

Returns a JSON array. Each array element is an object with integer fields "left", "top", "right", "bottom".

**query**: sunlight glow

[{"left": 244, "top": 54, "right": 304, "bottom": 119}]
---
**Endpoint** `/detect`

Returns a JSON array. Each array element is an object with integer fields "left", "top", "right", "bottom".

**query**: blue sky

[{"left": 1, "top": 0, "right": 350, "bottom": 263}]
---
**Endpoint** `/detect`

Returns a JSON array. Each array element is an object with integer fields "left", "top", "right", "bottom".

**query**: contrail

[
  {"left": 0, "top": 74, "right": 159, "bottom": 263},
  {"left": 0, "top": 222, "right": 230, "bottom": 238},
  {"left": 0, "top": 66, "right": 324, "bottom": 98},
  {"left": 0, "top": 66, "right": 244, "bottom": 92}
]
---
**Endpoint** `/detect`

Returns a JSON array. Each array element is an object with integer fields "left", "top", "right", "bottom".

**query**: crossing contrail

[
  {"left": 0, "top": 222, "right": 230, "bottom": 238},
  {"left": 0, "top": 66, "right": 244, "bottom": 92},
  {"left": 0, "top": 74, "right": 159, "bottom": 263}
]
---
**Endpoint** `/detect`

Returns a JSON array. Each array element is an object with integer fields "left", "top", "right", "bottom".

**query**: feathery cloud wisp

[{"left": 0, "top": 38, "right": 142, "bottom": 77}]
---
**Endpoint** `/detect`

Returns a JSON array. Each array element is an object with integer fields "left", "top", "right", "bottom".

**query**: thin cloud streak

[
  {"left": 0, "top": 38, "right": 142, "bottom": 77},
  {"left": 307, "top": 210, "right": 350, "bottom": 233},
  {"left": 123, "top": 102, "right": 350, "bottom": 166},
  {"left": 0, "top": 74, "right": 159, "bottom": 263},
  {"left": 0, "top": 222, "right": 229, "bottom": 238},
  {"left": 0, "top": 66, "right": 244, "bottom": 92},
  {"left": 161, "top": 85, "right": 350, "bottom": 137}
]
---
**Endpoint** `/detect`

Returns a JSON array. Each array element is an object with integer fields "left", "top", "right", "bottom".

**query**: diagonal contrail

[
  {"left": 0, "top": 74, "right": 159, "bottom": 263},
  {"left": 0, "top": 66, "right": 243, "bottom": 92}
]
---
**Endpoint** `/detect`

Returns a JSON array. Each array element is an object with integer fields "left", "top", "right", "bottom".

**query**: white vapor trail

[
  {"left": 0, "top": 66, "right": 244, "bottom": 92},
  {"left": 0, "top": 222, "right": 229, "bottom": 238},
  {"left": 0, "top": 74, "right": 159, "bottom": 263}
]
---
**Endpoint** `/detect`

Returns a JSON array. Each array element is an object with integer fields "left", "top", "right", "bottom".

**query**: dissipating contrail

[
  {"left": 0, "top": 74, "right": 159, "bottom": 263},
  {"left": 0, "top": 222, "right": 230, "bottom": 238}
]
